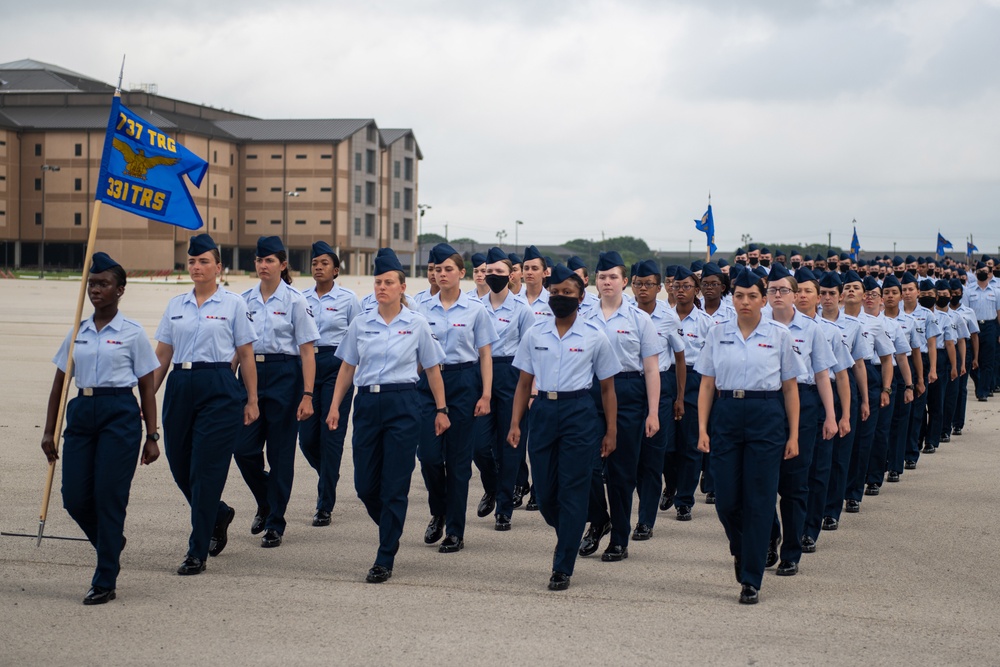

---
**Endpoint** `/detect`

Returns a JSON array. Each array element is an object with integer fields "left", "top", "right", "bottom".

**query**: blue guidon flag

[
  {"left": 96, "top": 97, "right": 208, "bottom": 230},
  {"left": 936, "top": 233, "right": 953, "bottom": 257},
  {"left": 695, "top": 197, "right": 717, "bottom": 256}
]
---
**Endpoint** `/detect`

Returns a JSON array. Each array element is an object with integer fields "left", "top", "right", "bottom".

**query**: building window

[
  {"left": 247, "top": 187, "right": 258, "bottom": 192},
  {"left": 247, "top": 154, "right": 257, "bottom": 159},
  {"left": 404, "top": 188, "right": 413, "bottom": 211},
  {"left": 320, "top": 219, "right": 331, "bottom": 225},
  {"left": 213, "top": 184, "right": 217, "bottom": 196},
  {"left": 35, "top": 212, "right": 42, "bottom": 225},
  {"left": 320, "top": 186, "right": 332, "bottom": 192},
  {"left": 247, "top": 219, "right": 257, "bottom": 225},
  {"left": 35, "top": 178, "right": 42, "bottom": 191},
  {"left": 212, "top": 217, "right": 217, "bottom": 230},
  {"left": 365, "top": 149, "right": 376, "bottom": 174},
  {"left": 320, "top": 154, "right": 332, "bottom": 159},
  {"left": 354, "top": 185, "right": 361, "bottom": 204},
  {"left": 393, "top": 192, "right": 400, "bottom": 209},
  {"left": 367, "top": 125, "right": 377, "bottom": 142},
  {"left": 393, "top": 222, "right": 400, "bottom": 240},
  {"left": 213, "top": 150, "right": 217, "bottom": 163},
  {"left": 0, "top": 210, "right": 5, "bottom": 216},
  {"left": 355, "top": 152, "right": 362, "bottom": 171},
  {"left": 230, "top": 219, "right": 233, "bottom": 231},
  {"left": 271, "top": 219, "right": 281, "bottom": 225},
  {"left": 404, "top": 157, "right": 413, "bottom": 181},
  {"left": 365, "top": 182, "right": 376, "bottom": 206},
  {"left": 365, "top": 213, "right": 375, "bottom": 238},
  {"left": 230, "top": 186, "right": 234, "bottom": 199},
  {"left": 75, "top": 143, "right": 82, "bottom": 157},
  {"left": 271, "top": 154, "right": 282, "bottom": 159},
  {"left": 74, "top": 178, "right": 82, "bottom": 191},
  {"left": 270, "top": 187, "right": 281, "bottom": 192},
  {"left": 74, "top": 212, "right": 82, "bottom": 226},
  {"left": 394, "top": 161, "right": 400, "bottom": 178},
  {"left": 405, "top": 136, "right": 413, "bottom": 151},
  {"left": 35, "top": 144, "right": 42, "bottom": 156},
  {"left": 295, "top": 154, "right": 306, "bottom": 159},
  {"left": 354, "top": 217, "right": 361, "bottom": 236},
  {"left": 230, "top": 154, "right": 234, "bottom": 165},
  {"left": 403, "top": 218, "right": 412, "bottom": 241},
  {"left": 295, "top": 187, "right": 306, "bottom": 192},
  {"left": 295, "top": 219, "right": 306, "bottom": 225}
]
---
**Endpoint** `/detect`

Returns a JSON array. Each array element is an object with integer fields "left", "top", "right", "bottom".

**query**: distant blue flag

[
  {"left": 850, "top": 227, "right": 861, "bottom": 261},
  {"left": 695, "top": 203, "right": 717, "bottom": 256},
  {"left": 96, "top": 97, "right": 208, "bottom": 230},
  {"left": 936, "top": 233, "right": 953, "bottom": 257},
  {"left": 968, "top": 241, "right": 978, "bottom": 257}
]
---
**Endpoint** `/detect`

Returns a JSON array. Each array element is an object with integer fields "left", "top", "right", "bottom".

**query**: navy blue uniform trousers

[
  {"left": 164, "top": 367, "right": 244, "bottom": 562},
  {"left": 711, "top": 394, "right": 787, "bottom": 591},
  {"left": 471, "top": 358, "right": 524, "bottom": 518},
  {"left": 866, "top": 370, "right": 901, "bottom": 486},
  {"left": 905, "top": 353, "right": 931, "bottom": 465},
  {"left": 587, "top": 373, "right": 647, "bottom": 548},
  {"left": 62, "top": 392, "right": 141, "bottom": 590},
  {"left": 941, "top": 355, "right": 961, "bottom": 442},
  {"left": 672, "top": 367, "right": 702, "bottom": 509},
  {"left": 636, "top": 369, "right": 678, "bottom": 528},
  {"left": 529, "top": 395, "right": 601, "bottom": 576},
  {"left": 924, "top": 352, "right": 950, "bottom": 448},
  {"left": 845, "top": 362, "right": 882, "bottom": 504},
  {"left": 771, "top": 383, "right": 821, "bottom": 563},
  {"left": 230, "top": 357, "right": 302, "bottom": 535},
  {"left": 953, "top": 343, "right": 973, "bottom": 431},
  {"left": 886, "top": 363, "right": 913, "bottom": 476},
  {"left": 352, "top": 388, "right": 420, "bottom": 570},
  {"left": 973, "top": 319, "right": 996, "bottom": 399},
  {"left": 821, "top": 374, "right": 860, "bottom": 525},
  {"left": 298, "top": 348, "right": 354, "bottom": 513},
  {"left": 418, "top": 364, "right": 481, "bottom": 540},
  {"left": 807, "top": 377, "right": 853, "bottom": 540}
]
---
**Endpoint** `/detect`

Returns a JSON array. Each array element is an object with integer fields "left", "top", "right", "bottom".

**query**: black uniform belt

[
  {"left": 77, "top": 387, "right": 133, "bottom": 397},
  {"left": 660, "top": 369, "right": 675, "bottom": 379},
  {"left": 616, "top": 371, "right": 642, "bottom": 379},
  {"left": 254, "top": 353, "right": 295, "bottom": 363},
  {"left": 797, "top": 383, "right": 818, "bottom": 392},
  {"left": 442, "top": 361, "right": 477, "bottom": 372},
  {"left": 537, "top": 389, "right": 590, "bottom": 400},
  {"left": 316, "top": 346, "right": 339, "bottom": 355},
  {"left": 717, "top": 390, "right": 782, "bottom": 400},
  {"left": 493, "top": 356, "right": 515, "bottom": 363},
  {"left": 978, "top": 319, "right": 997, "bottom": 326},
  {"left": 358, "top": 383, "right": 416, "bottom": 394},
  {"left": 173, "top": 362, "right": 231, "bottom": 370}
]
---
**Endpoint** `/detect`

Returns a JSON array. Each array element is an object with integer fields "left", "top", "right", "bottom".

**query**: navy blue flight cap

[
  {"left": 734, "top": 247, "right": 744, "bottom": 255},
  {"left": 507, "top": 252, "right": 523, "bottom": 266},
  {"left": 665, "top": 265, "right": 678, "bottom": 278},
  {"left": 839, "top": 252, "right": 850, "bottom": 261},
  {"left": 919, "top": 279, "right": 936, "bottom": 291},
  {"left": 567, "top": 256, "right": 587, "bottom": 271},
  {"left": 857, "top": 259, "right": 868, "bottom": 268},
  {"left": 188, "top": 234, "right": 218, "bottom": 256},
  {"left": 312, "top": 241, "right": 336, "bottom": 259},
  {"left": 949, "top": 278, "right": 963, "bottom": 291},
  {"left": 635, "top": 259, "right": 661, "bottom": 278},
  {"left": 862, "top": 276, "right": 881, "bottom": 292},
  {"left": 881, "top": 274, "right": 902, "bottom": 290},
  {"left": 487, "top": 247, "right": 508, "bottom": 264},
  {"left": 905, "top": 255, "right": 917, "bottom": 264},
  {"left": 976, "top": 261, "right": 987, "bottom": 270},
  {"left": 900, "top": 272, "right": 919, "bottom": 286},
  {"left": 733, "top": 268, "right": 761, "bottom": 289},
  {"left": 523, "top": 245, "right": 543, "bottom": 262},
  {"left": 794, "top": 267, "right": 817, "bottom": 284},
  {"left": 90, "top": 252, "right": 120, "bottom": 274},
  {"left": 892, "top": 255, "right": 904, "bottom": 266},
  {"left": 752, "top": 266, "right": 769, "bottom": 279},
  {"left": 775, "top": 248, "right": 785, "bottom": 258},
  {"left": 842, "top": 270, "right": 863, "bottom": 285},
  {"left": 748, "top": 243, "right": 759, "bottom": 252},
  {"left": 934, "top": 279, "right": 950, "bottom": 291},
  {"left": 376, "top": 247, "right": 396, "bottom": 258},
  {"left": 691, "top": 260, "right": 705, "bottom": 273},
  {"left": 429, "top": 243, "right": 458, "bottom": 264},
  {"left": 596, "top": 251, "right": 625, "bottom": 272},
  {"left": 471, "top": 252, "right": 487, "bottom": 268},
  {"left": 544, "top": 256, "right": 554, "bottom": 269},
  {"left": 701, "top": 262, "right": 722, "bottom": 278},
  {"left": 548, "top": 263, "right": 578, "bottom": 287},
  {"left": 824, "top": 249, "right": 837, "bottom": 259},
  {"left": 983, "top": 255, "right": 993, "bottom": 262},
  {"left": 916, "top": 256, "right": 926, "bottom": 263},
  {"left": 767, "top": 263, "right": 791, "bottom": 281},
  {"left": 818, "top": 271, "right": 843, "bottom": 289},
  {"left": 256, "top": 236, "right": 284, "bottom": 258},
  {"left": 717, "top": 258, "right": 729, "bottom": 268},
  {"left": 759, "top": 246, "right": 770, "bottom": 255},
  {"left": 673, "top": 265, "right": 695, "bottom": 282},
  {"left": 629, "top": 262, "right": 639, "bottom": 278},
  {"left": 804, "top": 254, "right": 813, "bottom": 261},
  {"left": 374, "top": 252, "right": 404, "bottom": 275}
]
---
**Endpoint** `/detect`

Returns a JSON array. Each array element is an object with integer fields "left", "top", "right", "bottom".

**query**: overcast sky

[{"left": 6, "top": 0, "right": 999, "bottom": 254}]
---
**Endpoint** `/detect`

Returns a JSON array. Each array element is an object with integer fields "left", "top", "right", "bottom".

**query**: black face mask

[
  {"left": 878, "top": 273, "right": 886, "bottom": 279},
  {"left": 977, "top": 272, "right": 989, "bottom": 282},
  {"left": 907, "top": 268, "right": 917, "bottom": 276},
  {"left": 994, "top": 270, "right": 1000, "bottom": 278},
  {"left": 484, "top": 274, "right": 509, "bottom": 294},
  {"left": 736, "top": 259, "right": 747, "bottom": 267},
  {"left": 935, "top": 296, "right": 950, "bottom": 309},
  {"left": 548, "top": 294, "right": 580, "bottom": 318},
  {"left": 760, "top": 259, "right": 771, "bottom": 268},
  {"left": 950, "top": 295, "right": 962, "bottom": 307},
  {"left": 791, "top": 261, "right": 801, "bottom": 270},
  {"left": 894, "top": 270, "right": 904, "bottom": 279},
  {"left": 749, "top": 258, "right": 759, "bottom": 267},
  {"left": 918, "top": 296, "right": 937, "bottom": 309}
]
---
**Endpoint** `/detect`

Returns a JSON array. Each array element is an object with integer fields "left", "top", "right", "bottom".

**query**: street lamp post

[
  {"left": 283, "top": 191, "right": 300, "bottom": 252},
  {"left": 417, "top": 204, "right": 431, "bottom": 276},
  {"left": 515, "top": 220, "right": 524, "bottom": 249},
  {"left": 40, "top": 165, "right": 61, "bottom": 278},
  {"left": 496, "top": 229, "right": 507, "bottom": 246}
]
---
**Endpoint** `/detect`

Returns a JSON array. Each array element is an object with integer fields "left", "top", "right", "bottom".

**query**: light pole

[
  {"left": 40, "top": 165, "right": 61, "bottom": 278},
  {"left": 496, "top": 229, "right": 507, "bottom": 246},
  {"left": 283, "top": 191, "right": 300, "bottom": 251},
  {"left": 417, "top": 204, "right": 431, "bottom": 276},
  {"left": 515, "top": 220, "right": 524, "bottom": 249}
]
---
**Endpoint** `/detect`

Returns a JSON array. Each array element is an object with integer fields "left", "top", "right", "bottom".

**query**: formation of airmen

[{"left": 40, "top": 236, "right": 1000, "bottom": 605}]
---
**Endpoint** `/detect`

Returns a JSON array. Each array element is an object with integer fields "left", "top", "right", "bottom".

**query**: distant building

[{"left": 0, "top": 59, "right": 421, "bottom": 273}]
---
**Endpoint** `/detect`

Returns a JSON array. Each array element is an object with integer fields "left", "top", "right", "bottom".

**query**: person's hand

[
  {"left": 784, "top": 437, "right": 799, "bottom": 460},
  {"left": 697, "top": 432, "right": 710, "bottom": 453},
  {"left": 880, "top": 391, "right": 890, "bottom": 408},
  {"left": 41, "top": 434, "right": 58, "bottom": 463},
  {"left": 601, "top": 432, "right": 617, "bottom": 457},
  {"left": 644, "top": 414, "right": 659, "bottom": 438},
  {"left": 244, "top": 400, "right": 260, "bottom": 425},
  {"left": 904, "top": 387, "right": 914, "bottom": 404},
  {"left": 822, "top": 417, "right": 837, "bottom": 440},
  {"left": 673, "top": 398, "right": 684, "bottom": 421},
  {"left": 141, "top": 439, "right": 160, "bottom": 465},
  {"left": 860, "top": 402, "right": 871, "bottom": 421},
  {"left": 434, "top": 413, "right": 451, "bottom": 436},
  {"left": 474, "top": 396, "right": 491, "bottom": 417},
  {"left": 916, "top": 379, "right": 925, "bottom": 396},
  {"left": 507, "top": 425, "right": 521, "bottom": 448},
  {"left": 972, "top": 358, "right": 979, "bottom": 371},
  {"left": 296, "top": 396, "right": 314, "bottom": 421},
  {"left": 928, "top": 369, "right": 938, "bottom": 384},
  {"left": 950, "top": 366, "right": 958, "bottom": 381},
  {"left": 838, "top": 416, "right": 851, "bottom": 438}
]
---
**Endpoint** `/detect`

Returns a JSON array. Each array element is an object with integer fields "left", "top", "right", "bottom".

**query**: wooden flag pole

[{"left": 36, "top": 200, "right": 105, "bottom": 546}]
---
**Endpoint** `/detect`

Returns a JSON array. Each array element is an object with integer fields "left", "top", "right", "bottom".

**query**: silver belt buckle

[
  {"left": 370, "top": 385, "right": 381, "bottom": 394},
  {"left": 181, "top": 362, "right": 193, "bottom": 370},
  {"left": 82, "top": 388, "right": 94, "bottom": 396},
  {"left": 545, "top": 391, "right": 558, "bottom": 400},
  {"left": 733, "top": 389, "right": 745, "bottom": 399},
  {"left": 255, "top": 354, "right": 265, "bottom": 362}
]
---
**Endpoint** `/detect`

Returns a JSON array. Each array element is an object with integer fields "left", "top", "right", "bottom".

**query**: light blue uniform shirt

[
  {"left": 904, "top": 305, "right": 942, "bottom": 353},
  {"left": 676, "top": 306, "right": 714, "bottom": 366},
  {"left": 705, "top": 302, "right": 736, "bottom": 326},
  {"left": 953, "top": 306, "right": 980, "bottom": 337},
  {"left": 649, "top": 301, "right": 686, "bottom": 372},
  {"left": 858, "top": 312, "right": 896, "bottom": 364},
  {"left": 525, "top": 287, "right": 553, "bottom": 319},
  {"left": 303, "top": 284, "right": 361, "bottom": 346},
  {"left": 934, "top": 309, "right": 959, "bottom": 350},
  {"left": 885, "top": 311, "right": 920, "bottom": 354},
  {"left": 336, "top": 306, "right": 445, "bottom": 386},
  {"left": 880, "top": 313, "right": 911, "bottom": 366},
  {"left": 359, "top": 291, "right": 378, "bottom": 313},
  {"left": 813, "top": 315, "right": 856, "bottom": 379},
  {"left": 784, "top": 311, "right": 838, "bottom": 385},
  {"left": 965, "top": 283, "right": 1000, "bottom": 321},
  {"left": 54, "top": 311, "right": 159, "bottom": 388},
  {"left": 155, "top": 287, "right": 257, "bottom": 363},
  {"left": 417, "top": 291, "right": 499, "bottom": 364},
  {"left": 583, "top": 299, "right": 662, "bottom": 373},
  {"left": 513, "top": 317, "right": 622, "bottom": 392},
  {"left": 952, "top": 309, "right": 971, "bottom": 340},
  {"left": 695, "top": 317, "right": 804, "bottom": 391},
  {"left": 243, "top": 282, "right": 320, "bottom": 355},
  {"left": 580, "top": 291, "right": 600, "bottom": 313},
  {"left": 826, "top": 312, "right": 868, "bottom": 361},
  {"left": 480, "top": 291, "right": 535, "bottom": 358}
]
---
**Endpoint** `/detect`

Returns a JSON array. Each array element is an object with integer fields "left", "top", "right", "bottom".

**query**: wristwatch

[
  {"left": 435, "top": 406, "right": 449, "bottom": 415},
  {"left": 905, "top": 384, "right": 915, "bottom": 391},
  {"left": 881, "top": 387, "right": 892, "bottom": 395},
  {"left": 146, "top": 432, "right": 160, "bottom": 442}
]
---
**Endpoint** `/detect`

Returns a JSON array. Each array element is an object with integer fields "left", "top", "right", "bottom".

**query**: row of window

[
  {"left": 245, "top": 154, "right": 333, "bottom": 161},
  {"left": 246, "top": 186, "right": 330, "bottom": 193},
  {"left": 241, "top": 216, "right": 413, "bottom": 241},
  {"left": 246, "top": 219, "right": 333, "bottom": 226}
]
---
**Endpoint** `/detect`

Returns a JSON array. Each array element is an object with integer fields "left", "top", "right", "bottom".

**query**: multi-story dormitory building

[{"left": 0, "top": 59, "right": 421, "bottom": 274}]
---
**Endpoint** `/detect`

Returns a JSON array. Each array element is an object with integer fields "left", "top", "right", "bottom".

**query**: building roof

[
  {"left": 0, "top": 58, "right": 115, "bottom": 94},
  {"left": 214, "top": 118, "right": 376, "bottom": 143},
  {"left": 380, "top": 128, "right": 423, "bottom": 159}
]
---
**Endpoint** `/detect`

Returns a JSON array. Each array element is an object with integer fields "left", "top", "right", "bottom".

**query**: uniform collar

[
  {"left": 487, "top": 290, "right": 519, "bottom": 311},
  {"left": 540, "top": 314, "right": 585, "bottom": 339},
  {"left": 588, "top": 296, "right": 631, "bottom": 321},
  {"left": 182, "top": 286, "right": 225, "bottom": 307},
  {"left": 526, "top": 286, "right": 549, "bottom": 305},
  {"left": 365, "top": 305, "right": 414, "bottom": 326},
  {"left": 429, "top": 290, "right": 470, "bottom": 311},
  {"left": 80, "top": 310, "right": 125, "bottom": 334},
  {"left": 723, "top": 315, "right": 771, "bottom": 341},
  {"left": 251, "top": 280, "right": 290, "bottom": 304}
]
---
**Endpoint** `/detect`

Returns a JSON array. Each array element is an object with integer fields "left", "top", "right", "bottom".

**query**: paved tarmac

[{"left": 1, "top": 276, "right": 999, "bottom": 666}]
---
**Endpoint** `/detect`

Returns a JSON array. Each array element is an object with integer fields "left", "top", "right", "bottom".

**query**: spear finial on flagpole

[{"left": 115, "top": 54, "right": 126, "bottom": 95}]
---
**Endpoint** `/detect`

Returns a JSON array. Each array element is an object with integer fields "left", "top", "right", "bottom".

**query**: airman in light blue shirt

[
  {"left": 154, "top": 287, "right": 257, "bottom": 362},
  {"left": 337, "top": 306, "right": 445, "bottom": 387},
  {"left": 55, "top": 311, "right": 159, "bottom": 388},
  {"left": 243, "top": 281, "right": 320, "bottom": 355}
]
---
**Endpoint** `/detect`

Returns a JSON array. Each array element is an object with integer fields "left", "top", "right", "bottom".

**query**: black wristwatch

[
  {"left": 435, "top": 406, "right": 449, "bottom": 415},
  {"left": 881, "top": 387, "right": 892, "bottom": 395},
  {"left": 146, "top": 432, "right": 160, "bottom": 442},
  {"left": 905, "top": 384, "right": 915, "bottom": 391}
]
